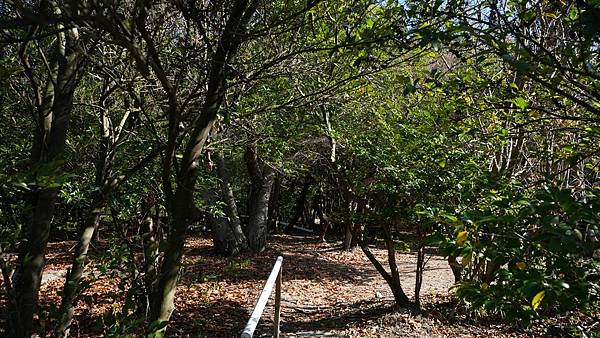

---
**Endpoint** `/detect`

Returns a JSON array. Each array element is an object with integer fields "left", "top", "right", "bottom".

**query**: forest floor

[{"left": 1, "top": 234, "right": 597, "bottom": 337}]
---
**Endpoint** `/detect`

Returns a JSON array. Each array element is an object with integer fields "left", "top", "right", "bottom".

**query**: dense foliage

[{"left": 0, "top": 0, "right": 598, "bottom": 336}]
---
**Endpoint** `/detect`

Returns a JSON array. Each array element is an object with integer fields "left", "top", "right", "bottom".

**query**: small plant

[
  {"left": 193, "top": 273, "right": 220, "bottom": 283},
  {"left": 225, "top": 258, "right": 252, "bottom": 274}
]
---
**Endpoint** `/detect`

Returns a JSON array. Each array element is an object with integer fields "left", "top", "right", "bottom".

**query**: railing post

[
  {"left": 274, "top": 266, "right": 282, "bottom": 338},
  {"left": 241, "top": 256, "right": 283, "bottom": 338}
]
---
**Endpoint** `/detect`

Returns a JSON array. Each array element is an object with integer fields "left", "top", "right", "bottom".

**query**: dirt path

[
  {"left": 1, "top": 234, "right": 541, "bottom": 337},
  {"left": 259, "top": 236, "right": 455, "bottom": 337},
  {"left": 175, "top": 235, "right": 458, "bottom": 337}
]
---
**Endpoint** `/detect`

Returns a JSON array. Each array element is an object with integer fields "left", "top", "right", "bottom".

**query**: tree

[{"left": 1, "top": 3, "right": 88, "bottom": 334}]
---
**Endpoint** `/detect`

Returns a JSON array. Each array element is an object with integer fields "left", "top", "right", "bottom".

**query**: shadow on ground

[
  {"left": 181, "top": 235, "right": 371, "bottom": 284},
  {"left": 280, "top": 300, "right": 399, "bottom": 333}
]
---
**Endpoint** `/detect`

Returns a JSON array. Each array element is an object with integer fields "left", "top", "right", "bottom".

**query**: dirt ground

[{"left": 1, "top": 234, "right": 597, "bottom": 337}]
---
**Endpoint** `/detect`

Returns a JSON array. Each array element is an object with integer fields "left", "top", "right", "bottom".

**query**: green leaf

[
  {"left": 569, "top": 7, "right": 579, "bottom": 21},
  {"left": 514, "top": 97, "right": 528, "bottom": 110}
]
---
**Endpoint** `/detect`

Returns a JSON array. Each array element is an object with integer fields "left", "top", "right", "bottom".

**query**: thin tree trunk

[
  {"left": 483, "top": 260, "right": 500, "bottom": 284},
  {"left": 141, "top": 209, "right": 159, "bottom": 317},
  {"left": 57, "top": 146, "right": 160, "bottom": 333},
  {"left": 414, "top": 241, "right": 425, "bottom": 308},
  {"left": 56, "top": 197, "right": 104, "bottom": 336},
  {"left": 448, "top": 256, "right": 462, "bottom": 283},
  {"left": 359, "top": 225, "right": 413, "bottom": 309},
  {"left": 268, "top": 174, "right": 281, "bottom": 233},
  {"left": 57, "top": 90, "right": 114, "bottom": 337},
  {"left": 350, "top": 222, "right": 363, "bottom": 248},
  {"left": 344, "top": 201, "right": 362, "bottom": 250},
  {"left": 343, "top": 223, "right": 353, "bottom": 250},
  {"left": 382, "top": 225, "right": 412, "bottom": 307},
  {"left": 217, "top": 152, "right": 248, "bottom": 253},
  {"left": 315, "top": 204, "right": 330, "bottom": 243},
  {"left": 349, "top": 201, "right": 366, "bottom": 248}
]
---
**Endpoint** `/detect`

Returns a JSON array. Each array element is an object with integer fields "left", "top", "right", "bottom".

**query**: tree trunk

[
  {"left": 382, "top": 225, "right": 412, "bottom": 308},
  {"left": 287, "top": 174, "right": 311, "bottom": 231},
  {"left": 359, "top": 224, "right": 413, "bottom": 309},
  {"left": 483, "top": 260, "right": 500, "bottom": 284},
  {"left": 317, "top": 211, "right": 331, "bottom": 243},
  {"left": 210, "top": 152, "right": 248, "bottom": 256},
  {"left": 414, "top": 241, "right": 425, "bottom": 308},
  {"left": 150, "top": 184, "right": 194, "bottom": 327},
  {"left": 448, "top": 256, "right": 462, "bottom": 283},
  {"left": 149, "top": 1, "right": 260, "bottom": 328},
  {"left": 343, "top": 223, "right": 353, "bottom": 250},
  {"left": 141, "top": 208, "right": 160, "bottom": 317},
  {"left": 245, "top": 142, "right": 275, "bottom": 252},
  {"left": 350, "top": 222, "right": 364, "bottom": 248},
  {"left": 13, "top": 188, "right": 59, "bottom": 336},
  {"left": 56, "top": 197, "right": 104, "bottom": 336},
  {"left": 268, "top": 174, "right": 281, "bottom": 233},
  {"left": 12, "top": 19, "right": 82, "bottom": 336},
  {"left": 57, "top": 90, "right": 115, "bottom": 337},
  {"left": 248, "top": 170, "right": 273, "bottom": 252},
  {"left": 343, "top": 200, "right": 363, "bottom": 250}
]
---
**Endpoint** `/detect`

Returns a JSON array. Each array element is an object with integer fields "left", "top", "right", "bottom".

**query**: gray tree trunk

[
  {"left": 141, "top": 210, "right": 160, "bottom": 317},
  {"left": 211, "top": 151, "right": 248, "bottom": 256},
  {"left": 246, "top": 168, "right": 275, "bottom": 252},
  {"left": 448, "top": 256, "right": 462, "bottom": 283},
  {"left": 245, "top": 142, "right": 275, "bottom": 252}
]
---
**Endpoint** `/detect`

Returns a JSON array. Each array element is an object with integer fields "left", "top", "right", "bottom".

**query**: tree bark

[
  {"left": 56, "top": 197, "right": 104, "bottom": 336},
  {"left": 140, "top": 206, "right": 160, "bottom": 317},
  {"left": 11, "top": 18, "right": 82, "bottom": 336},
  {"left": 382, "top": 225, "right": 412, "bottom": 308},
  {"left": 317, "top": 211, "right": 331, "bottom": 243},
  {"left": 343, "top": 223, "right": 353, "bottom": 250},
  {"left": 268, "top": 174, "right": 281, "bottom": 233},
  {"left": 57, "top": 89, "right": 113, "bottom": 337},
  {"left": 13, "top": 189, "right": 59, "bottom": 336},
  {"left": 210, "top": 151, "right": 248, "bottom": 256},
  {"left": 483, "top": 260, "right": 500, "bottom": 284},
  {"left": 245, "top": 141, "right": 275, "bottom": 252},
  {"left": 414, "top": 241, "right": 425, "bottom": 308},
  {"left": 150, "top": 183, "right": 195, "bottom": 327}
]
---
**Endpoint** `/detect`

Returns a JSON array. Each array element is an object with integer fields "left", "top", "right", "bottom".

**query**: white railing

[{"left": 241, "top": 256, "right": 283, "bottom": 338}]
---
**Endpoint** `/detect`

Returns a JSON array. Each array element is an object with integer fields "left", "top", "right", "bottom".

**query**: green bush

[{"left": 431, "top": 186, "right": 600, "bottom": 326}]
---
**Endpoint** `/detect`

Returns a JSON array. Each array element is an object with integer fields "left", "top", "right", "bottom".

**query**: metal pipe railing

[{"left": 241, "top": 256, "right": 283, "bottom": 338}]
